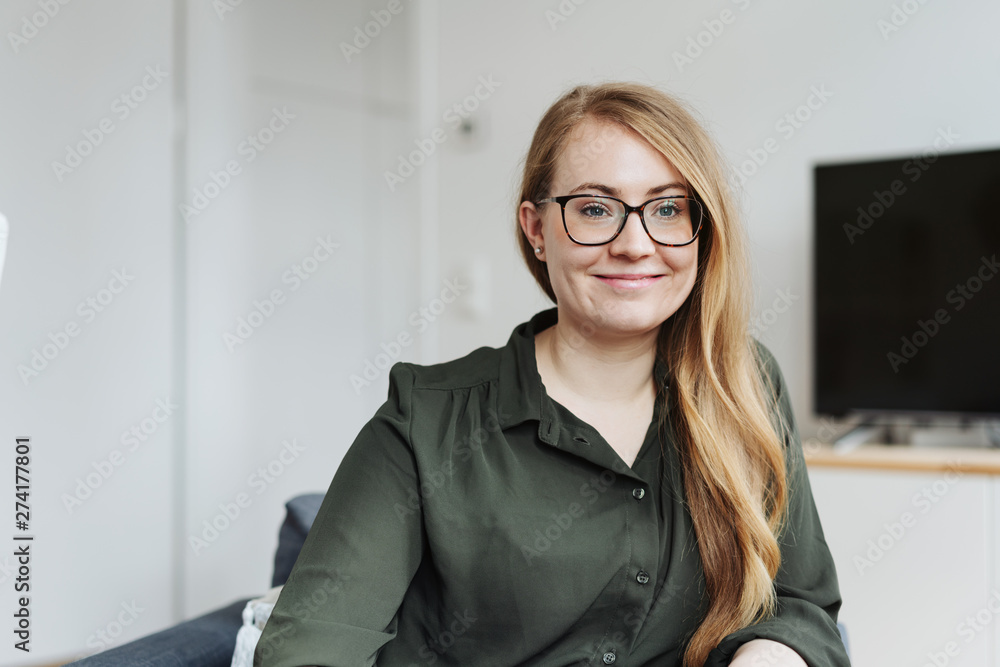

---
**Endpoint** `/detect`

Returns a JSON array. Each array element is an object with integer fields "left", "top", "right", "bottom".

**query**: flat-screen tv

[{"left": 813, "top": 146, "right": 1000, "bottom": 419}]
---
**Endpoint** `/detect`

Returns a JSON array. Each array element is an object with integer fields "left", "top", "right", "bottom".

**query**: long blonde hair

[{"left": 515, "top": 82, "right": 791, "bottom": 667}]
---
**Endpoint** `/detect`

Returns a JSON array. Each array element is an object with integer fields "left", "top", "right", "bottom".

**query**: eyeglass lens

[{"left": 562, "top": 196, "right": 701, "bottom": 245}]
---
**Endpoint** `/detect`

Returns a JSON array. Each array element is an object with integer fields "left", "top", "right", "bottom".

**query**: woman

[{"left": 254, "top": 82, "right": 850, "bottom": 667}]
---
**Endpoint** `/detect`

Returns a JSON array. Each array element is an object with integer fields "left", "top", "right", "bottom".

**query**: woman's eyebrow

[
  {"left": 568, "top": 182, "right": 618, "bottom": 196},
  {"left": 647, "top": 182, "right": 688, "bottom": 196},
  {"left": 567, "top": 182, "right": 689, "bottom": 197}
]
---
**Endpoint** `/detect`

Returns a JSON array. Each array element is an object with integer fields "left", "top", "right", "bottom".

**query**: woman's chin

[{"left": 576, "top": 310, "right": 668, "bottom": 339}]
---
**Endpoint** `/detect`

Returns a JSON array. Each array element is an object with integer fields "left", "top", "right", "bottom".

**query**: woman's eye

[
  {"left": 580, "top": 204, "right": 612, "bottom": 218},
  {"left": 655, "top": 203, "right": 679, "bottom": 217}
]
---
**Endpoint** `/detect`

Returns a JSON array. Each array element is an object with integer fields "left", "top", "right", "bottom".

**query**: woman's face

[{"left": 520, "top": 118, "right": 700, "bottom": 340}]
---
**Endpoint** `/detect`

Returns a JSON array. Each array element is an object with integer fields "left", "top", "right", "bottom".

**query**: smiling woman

[
  {"left": 511, "top": 83, "right": 847, "bottom": 667},
  {"left": 253, "top": 82, "right": 850, "bottom": 667}
]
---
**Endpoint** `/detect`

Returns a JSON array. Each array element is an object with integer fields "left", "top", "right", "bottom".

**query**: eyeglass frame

[{"left": 535, "top": 193, "right": 705, "bottom": 247}]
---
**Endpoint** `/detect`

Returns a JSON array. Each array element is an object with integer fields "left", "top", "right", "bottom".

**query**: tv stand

[
  {"left": 833, "top": 420, "right": 908, "bottom": 451},
  {"left": 832, "top": 418, "right": 1000, "bottom": 451}
]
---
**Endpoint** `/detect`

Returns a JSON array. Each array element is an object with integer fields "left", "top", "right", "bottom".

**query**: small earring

[{"left": 535, "top": 247, "right": 542, "bottom": 254}]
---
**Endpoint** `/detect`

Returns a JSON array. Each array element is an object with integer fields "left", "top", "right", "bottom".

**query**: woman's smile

[{"left": 594, "top": 273, "right": 665, "bottom": 289}]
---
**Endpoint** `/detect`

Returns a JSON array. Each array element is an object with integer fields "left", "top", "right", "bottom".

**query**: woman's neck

[{"left": 534, "top": 321, "right": 659, "bottom": 407}]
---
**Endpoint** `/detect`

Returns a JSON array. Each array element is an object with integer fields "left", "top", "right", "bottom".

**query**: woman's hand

[{"left": 729, "top": 638, "right": 808, "bottom": 666}]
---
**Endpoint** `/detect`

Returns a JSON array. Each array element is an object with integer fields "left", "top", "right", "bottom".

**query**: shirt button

[
  {"left": 636, "top": 570, "right": 650, "bottom": 585},
  {"left": 632, "top": 487, "right": 645, "bottom": 500},
  {"left": 602, "top": 650, "right": 616, "bottom": 664}
]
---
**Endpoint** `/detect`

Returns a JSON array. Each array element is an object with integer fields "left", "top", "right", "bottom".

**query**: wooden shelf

[{"left": 803, "top": 442, "right": 1000, "bottom": 475}]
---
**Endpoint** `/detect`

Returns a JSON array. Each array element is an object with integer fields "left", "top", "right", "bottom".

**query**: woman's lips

[{"left": 595, "top": 274, "right": 664, "bottom": 289}]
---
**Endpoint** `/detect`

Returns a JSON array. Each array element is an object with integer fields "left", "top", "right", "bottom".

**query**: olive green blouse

[{"left": 254, "top": 308, "right": 849, "bottom": 667}]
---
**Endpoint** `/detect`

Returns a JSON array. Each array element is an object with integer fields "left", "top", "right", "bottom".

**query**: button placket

[{"left": 619, "top": 468, "right": 657, "bottom": 646}]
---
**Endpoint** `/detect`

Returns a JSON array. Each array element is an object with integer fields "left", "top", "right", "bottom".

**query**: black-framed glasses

[{"left": 537, "top": 194, "right": 704, "bottom": 247}]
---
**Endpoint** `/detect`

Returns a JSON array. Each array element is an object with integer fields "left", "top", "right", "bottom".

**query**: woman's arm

[
  {"left": 253, "top": 363, "right": 423, "bottom": 667},
  {"left": 730, "top": 638, "right": 808, "bottom": 667}
]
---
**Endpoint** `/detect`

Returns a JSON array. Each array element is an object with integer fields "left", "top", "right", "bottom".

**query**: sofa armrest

[
  {"left": 65, "top": 597, "right": 252, "bottom": 667},
  {"left": 271, "top": 492, "right": 325, "bottom": 587}
]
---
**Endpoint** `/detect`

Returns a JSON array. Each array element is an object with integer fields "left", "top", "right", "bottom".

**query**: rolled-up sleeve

[
  {"left": 254, "top": 362, "right": 424, "bottom": 667},
  {"left": 704, "top": 343, "right": 851, "bottom": 667}
]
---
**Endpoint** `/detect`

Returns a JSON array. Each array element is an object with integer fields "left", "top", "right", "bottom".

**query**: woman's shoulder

[
  {"left": 749, "top": 337, "right": 787, "bottom": 396},
  {"left": 750, "top": 336, "right": 778, "bottom": 373},
  {"left": 388, "top": 344, "right": 505, "bottom": 394},
  {"left": 748, "top": 336, "right": 796, "bottom": 433},
  {"left": 373, "top": 345, "right": 509, "bottom": 451}
]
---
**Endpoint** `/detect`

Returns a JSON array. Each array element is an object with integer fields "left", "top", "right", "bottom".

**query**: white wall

[
  {"left": 181, "top": 0, "right": 421, "bottom": 619},
  {"left": 0, "top": 1, "right": 177, "bottom": 663},
  {"left": 0, "top": 0, "right": 421, "bottom": 663}
]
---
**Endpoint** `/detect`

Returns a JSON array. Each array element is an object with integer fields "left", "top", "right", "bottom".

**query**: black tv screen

[{"left": 813, "top": 146, "right": 1000, "bottom": 418}]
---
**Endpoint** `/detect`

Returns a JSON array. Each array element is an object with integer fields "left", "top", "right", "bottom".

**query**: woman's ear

[{"left": 519, "top": 201, "right": 545, "bottom": 260}]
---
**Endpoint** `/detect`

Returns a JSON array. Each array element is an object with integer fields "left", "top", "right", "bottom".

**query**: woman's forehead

[{"left": 553, "top": 118, "right": 686, "bottom": 190}]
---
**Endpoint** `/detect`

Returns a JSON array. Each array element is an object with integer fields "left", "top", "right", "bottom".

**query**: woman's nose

[{"left": 608, "top": 211, "right": 656, "bottom": 257}]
